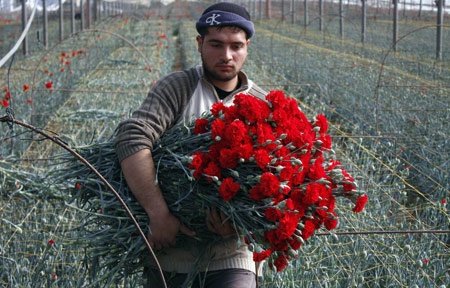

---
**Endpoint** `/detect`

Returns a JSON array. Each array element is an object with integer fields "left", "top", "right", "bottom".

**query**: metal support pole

[
  {"left": 419, "top": 0, "right": 422, "bottom": 18},
  {"left": 281, "top": 0, "right": 285, "bottom": 21},
  {"left": 393, "top": 0, "right": 398, "bottom": 51},
  {"left": 94, "top": 0, "right": 97, "bottom": 22},
  {"left": 339, "top": 0, "right": 344, "bottom": 38},
  {"left": 266, "top": 0, "right": 271, "bottom": 19},
  {"left": 304, "top": 0, "right": 308, "bottom": 28},
  {"left": 319, "top": 0, "right": 323, "bottom": 31},
  {"left": 43, "top": 0, "right": 48, "bottom": 48},
  {"left": 436, "top": 0, "right": 443, "bottom": 59},
  {"left": 59, "top": 0, "right": 63, "bottom": 41},
  {"left": 22, "top": 0, "right": 28, "bottom": 55},
  {"left": 81, "top": 0, "right": 85, "bottom": 31},
  {"left": 86, "top": 0, "right": 90, "bottom": 29},
  {"left": 259, "top": 0, "right": 263, "bottom": 19},
  {"left": 71, "top": 0, "right": 75, "bottom": 33},
  {"left": 361, "top": 0, "right": 366, "bottom": 43},
  {"left": 291, "top": 0, "right": 295, "bottom": 24}
]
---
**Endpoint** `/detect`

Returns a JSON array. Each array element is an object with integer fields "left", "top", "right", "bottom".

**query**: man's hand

[
  {"left": 148, "top": 211, "right": 195, "bottom": 250},
  {"left": 206, "top": 207, "right": 236, "bottom": 237}
]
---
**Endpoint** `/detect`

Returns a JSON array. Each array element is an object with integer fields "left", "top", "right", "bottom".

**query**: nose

[{"left": 221, "top": 47, "right": 232, "bottom": 63}]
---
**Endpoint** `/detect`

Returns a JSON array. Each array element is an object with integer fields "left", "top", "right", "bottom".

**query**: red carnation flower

[
  {"left": 352, "top": 195, "right": 368, "bottom": 213},
  {"left": 265, "top": 207, "right": 282, "bottom": 222},
  {"left": 219, "top": 178, "right": 240, "bottom": 201},
  {"left": 203, "top": 161, "right": 221, "bottom": 182},
  {"left": 48, "top": 239, "right": 55, "bottom": 245},
  {"left": 253, "top": 249, "right": 271, "bottom": 262},
  {"left": 193, "top": 118, "right": 209, "bottom": 134},
  {"left": 211, "top": 102, "right": 225, "bottom": 117},
  {"left": 273, "top": 254, "right": 288, "bottom": 272},
  {"left": 324, "top": 211, "right": 338, "bottom": 230},
  {"left": 315, "top": 114, "right": 328, "bottom": 133},
  {"left": 254, "top": 149, "right": 270, "bottom": 170},
  {"left": 45, "top": 82, "right": 53, "bottom": 89},
  {"left": 211, "top": 118, "right": 226, "bottom": 141},
  {"left": 23, "top": 84, "right": 30, "bottom": 91}
]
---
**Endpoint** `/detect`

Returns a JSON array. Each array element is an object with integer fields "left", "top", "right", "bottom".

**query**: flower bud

[
  {"left": 276, "top": 165, "right": 284, "bottom": 173},
  {"left": 313, "top": 126, "right": 321, "bottom": 132},
  {"left": 279, "top": 133, "right": 287, "bottom": 140},
  {"left": 301, "top": 149, "right": 308, "bottom": 154},
  {"left": 231, "top": 170, "right": 239, "bottom": 178},
  {"left": 215, "top": 136, "right": 221, "bottom": 141},
  {"left": 292, "top": 158, "right": 302, "bottom": 166}
]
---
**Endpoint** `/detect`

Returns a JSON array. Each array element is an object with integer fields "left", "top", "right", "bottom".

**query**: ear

[
  {"left": 196, "top": 35, "right": 202, "bottom": 53},
  {"left": 246, "top": 39, "right": 250, "bottom": 47}
]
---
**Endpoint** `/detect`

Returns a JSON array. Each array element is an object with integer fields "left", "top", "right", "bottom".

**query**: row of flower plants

[
  {"left": 1, "top": 2, "right": 448, "bottom": 287},
  {"left": 0, "top": 6, "right": 181, "bottom": 287}
]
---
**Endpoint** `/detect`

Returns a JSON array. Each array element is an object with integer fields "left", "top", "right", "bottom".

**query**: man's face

[{"left": 197, "top": 27, "right": 249, "bottom": 83}]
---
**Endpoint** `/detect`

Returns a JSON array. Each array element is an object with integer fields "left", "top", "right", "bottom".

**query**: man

[{"left": 114, "top": 2, "right": 266, "bottom": 287}]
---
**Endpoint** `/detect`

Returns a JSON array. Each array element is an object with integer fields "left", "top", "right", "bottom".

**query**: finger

[
  {"left": 180, "top": 224, "right": 196, "bottom": 236},
  {"left": 206, "top": 218, "right": 216, "bottom": 233},
  {"left": 209, "top": 206, "right": 221, "bottom": 223}
]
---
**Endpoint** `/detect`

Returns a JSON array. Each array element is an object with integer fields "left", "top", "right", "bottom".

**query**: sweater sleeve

[{"left": 114, "top": 68, "right": 198, "bottom": 162}]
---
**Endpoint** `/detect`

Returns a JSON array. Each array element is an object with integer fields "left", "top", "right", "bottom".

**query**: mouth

[{"left": 216, "top": 64, "right": 234, "bottom": 71}]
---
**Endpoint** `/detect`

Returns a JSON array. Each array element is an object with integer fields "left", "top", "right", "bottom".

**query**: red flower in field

[
  {"left": 48, "top": 239, "right": 54, "bottom": 245},
  {"left": 424, "top": 259, "right": 429, "bottom": 263},
  {"left": 219, "top": 178, "right": 240, "bottom": 201},
  {"left": 44, "top": 69, "right": 48, "bottom": 73},
  {"left": 2, "top": 100, "right": 9, "bottom": 107},
  {"left": 441, "top": 199, "right": 446, "bottom": 204},
  {"left": 352, "top": 195, "right": 368, "bottom": 213},
  {"left": 61, "top": 68, "right": 64, "bottom": 72},
  {"left": 49, "top": 73, "right": 53, "bottom": 76},
  {"left": 23, "top": 84, "right": 30, "bottom": 91},
  {"left": 61, "top": 52, "right": 66, "bottom": 57},
  {"left": 65, "top": 61, "right": 70, "bottom": 65},
  {"left": 52, "top": 274, "right": 57, "bottom": 279},
  {"left": 72, "top": 51, "right": 76, "bottom": 56},
  {"left": 76, "top": 184, "right": 81, "bottom": 188},
  {"left": 26, "top": 99, "right": 32, "bottom": 103},
  {"left": 45, "top": 82, "right": 53, "bottom": 89},
  {"left": 166, "top": 45, "right": 169, "bottom": 49}
]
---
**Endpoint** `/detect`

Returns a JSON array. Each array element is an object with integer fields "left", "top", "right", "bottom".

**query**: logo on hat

[{"left": 206, "top": 13, "right": 221, "bottom": 26}]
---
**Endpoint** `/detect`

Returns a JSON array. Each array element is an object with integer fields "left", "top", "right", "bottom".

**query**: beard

[{"left": 201, "top": 53, "right": 239, "bottom": 82}]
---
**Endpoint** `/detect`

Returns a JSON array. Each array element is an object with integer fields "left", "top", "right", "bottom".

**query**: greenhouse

[{"left": 0, "top": 0, "right": 448, "bottom": 287}]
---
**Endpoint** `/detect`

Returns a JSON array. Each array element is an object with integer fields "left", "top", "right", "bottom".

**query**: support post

[
  {"left": 266, "top": 0, "right": 271, "bottom": 19},
  {"left": 81, "top": 0, "right": 85, "bottom": 31},
  {"left": 319, "top": 0, "right": 323, "bottom": 31},
  {"left": 21, "top": 0, "right": 28, "bottom": 56},
  {"left": 339, "top": 0, "right": 344, "bottom": 38},
  {"left": 436, "top": 0, "right": 444, "bottom": 59},
  {"left": 304, "top": 0, "right": 308, "bottom": 28},
  {"left": 291, "top": 0, "right": 295, "bottom": 24},
  {"left": 259, "top": 0, "right": 263, "bottom": 19},
  {"left": 43, "top": 0, "right": 48, "bottom": 48},
  {"left": 393, "top": 0, "right": 398, "bottom": 51},
  {"left": 71, "top": 0, "right": 75, "bottom": 33},
  {"left": 281, "top": 0, "right": 285, "bottom": 21},
  {"left": 94, "top": 0, "right": 98, "bottom": 22},
  {"left": 361, "top": 0, "right": 366, "bottom": 43},
  {"left": 86, "top": 0, "right": 90, "bottom": 29},
  {"left": 59, "top": 0, "right": 63, "bottom": 41},
  {"left": 419, "top": 0, "right": 422, "bottom": 18}
]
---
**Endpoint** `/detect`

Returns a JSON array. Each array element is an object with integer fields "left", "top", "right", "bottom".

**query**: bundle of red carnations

[
  {"left": 55, "top": 90, "right": 367, "bottom": 284},
  {"left": 186, "top": 90, "right": 367, "bottom": 271}
]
